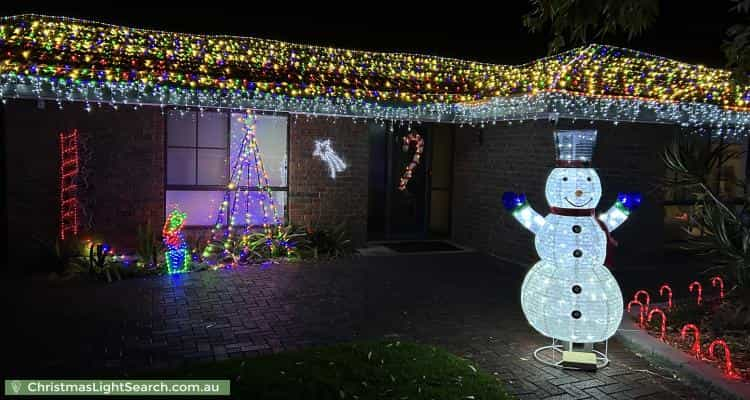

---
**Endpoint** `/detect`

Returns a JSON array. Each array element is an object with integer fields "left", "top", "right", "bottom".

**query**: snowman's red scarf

[{"left": 549, "top": 207, "right": 618, "bottom": 269}]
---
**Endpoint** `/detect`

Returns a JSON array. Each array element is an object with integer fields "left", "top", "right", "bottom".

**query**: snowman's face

[{"left": 545, "top": 168, "right": 602, "bottom": 209}]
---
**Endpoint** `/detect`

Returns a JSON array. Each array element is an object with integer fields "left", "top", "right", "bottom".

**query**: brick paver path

[{"left": 4, "top": 253, "right": 710, "bottom": 399}]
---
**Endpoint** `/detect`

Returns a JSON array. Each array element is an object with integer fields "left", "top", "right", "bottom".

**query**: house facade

[{"left": 2, "top": 15, "right": 749, "bottom": 270}]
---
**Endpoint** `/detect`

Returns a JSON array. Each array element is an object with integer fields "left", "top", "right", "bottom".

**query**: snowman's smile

[{"left": 564, "top": 197, "right": 592, "bottom": 208}]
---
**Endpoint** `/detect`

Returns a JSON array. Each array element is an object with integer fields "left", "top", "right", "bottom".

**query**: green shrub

[
  {"left": 136, "top": 220, "right": 160, "bottom": 269},
  {"left": 198, "top": 222, "right": 352, "bottom": 264},
  {"left": 663, "top": 138, "right": 750, "bottom": 287},
  {"left": 303, "top": 222, "right": 352, "bottom": 259},
  {"left": 88, "top": 242, "right": 121, "bottom": 283}
]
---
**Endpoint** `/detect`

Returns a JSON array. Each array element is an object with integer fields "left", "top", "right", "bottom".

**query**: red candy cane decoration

[
  {"left": 659, "top": 284, "right": 672, "bottom": 310},
  {"left": 681, "top": 324, "right": 702, "bottom": 358},
  {"left": 689, "top": 281, "right": 703, "bottom": 305},
  {"left": 627, "top": 300, "right": 645, "bottom": 327},
  {"left": 711, "top": 276, "right": 724, "bottom": 300},
  {"left": 633, "top": 290, "right": 650, "bottom": 312},
  {"left": 708, "top": 340, "right": 740, "bottom": 378},
  {"left": 647, "top": 308, "right": 667, "bottom": 341},
  {"left": 398, "top": 131, "right": 424, "bottom": 191}
]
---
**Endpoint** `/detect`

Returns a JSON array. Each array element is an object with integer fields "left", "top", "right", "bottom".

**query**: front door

[{"left": 367, "top": 123, "right": 453, "bottom": 240}]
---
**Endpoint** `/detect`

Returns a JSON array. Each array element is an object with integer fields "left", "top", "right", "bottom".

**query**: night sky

[{"left": 0, "top": 3, "right": 740, "bottom": 68}]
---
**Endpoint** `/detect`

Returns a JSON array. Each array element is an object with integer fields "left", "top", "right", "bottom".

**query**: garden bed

[
  {"left": 627, "top": 283, "right": 750, "bottom": 382},
  {"left": 45, "top": 221, "right": 355, "bottom": 283}
]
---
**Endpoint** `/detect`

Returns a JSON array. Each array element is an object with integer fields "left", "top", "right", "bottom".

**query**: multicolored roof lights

[{"left": 1, "top": 14, "right": 749, "bottom": 135}]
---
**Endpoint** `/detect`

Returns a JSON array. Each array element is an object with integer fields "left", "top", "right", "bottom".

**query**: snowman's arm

[
  {"left": 502, "top": 192, "right": 545, "bottom": 234},
  {"left": 598, "top": 192, "right": 641, "bottom": 232}
]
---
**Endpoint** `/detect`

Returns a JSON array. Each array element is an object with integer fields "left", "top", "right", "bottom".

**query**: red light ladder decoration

[{"left": 59, "top": 129, "right": 80, "bottom": 239}]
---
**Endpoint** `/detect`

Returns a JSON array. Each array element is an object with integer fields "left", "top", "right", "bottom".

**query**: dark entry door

[{"left": 367, "top": 123, "right": 452, "bottom": 240}]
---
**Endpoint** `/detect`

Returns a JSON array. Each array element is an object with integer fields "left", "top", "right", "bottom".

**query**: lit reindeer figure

[{"left": 313, "top": 139, "right": 347, "bottom": 179}]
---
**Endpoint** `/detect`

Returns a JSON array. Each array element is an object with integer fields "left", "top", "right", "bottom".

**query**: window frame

[
  {"left": 165, "top": 109, "right": 290, "bottom": 228},
  {"left": 663, "top": 135, "right": 748, "bottom": 206}
]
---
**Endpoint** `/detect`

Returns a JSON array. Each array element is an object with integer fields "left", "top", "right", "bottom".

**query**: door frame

[{"left": 372, "top": 123, "right": 451, "bottom": 241}]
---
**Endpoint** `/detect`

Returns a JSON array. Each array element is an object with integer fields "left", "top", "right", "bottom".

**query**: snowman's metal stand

[{"left": 533, "top": 339, "right": 609, "bottom": 370}]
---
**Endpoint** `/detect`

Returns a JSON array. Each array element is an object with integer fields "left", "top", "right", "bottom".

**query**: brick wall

[
  {"left": 452, "top": 120, "right": 678, "bottom": 268},
  {"left": 5, "top": 96, "right": 676, "bottom": 271},
  {"left": 5, "top": 100, "right": 164, "bottom": 270},
  {"left": 4, "top": 102, "right": 369, "bottom": 272},
  {"left": 288, "top": 116, "right": 369, "bottom": 247}
]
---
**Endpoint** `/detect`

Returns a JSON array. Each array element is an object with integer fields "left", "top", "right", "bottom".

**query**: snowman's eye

[
  {"left": 562, "top": 177, "right": 568, "bottom": 181},
  {"left": 587, "top": 177, "right": 592, "bottom": 182}
]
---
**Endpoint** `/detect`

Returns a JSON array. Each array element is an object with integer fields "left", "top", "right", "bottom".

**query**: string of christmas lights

[
  {"left": 398, "top": 131, "right": 424, "bottom": 191},
  {"left": 1, "top": 14, "right": 749, "bottom": 135},
  {"left": 203, "top": 110, "right": 284, "bottom": 263},
  {"left": 59, "top": 128, "right": 79, "bottom": 239},
  {"left": 162, "top": 206, "right": 189, "bottom": 274},
  {"left": 313, "top": 139, "right": 347, "bottom": 179}
]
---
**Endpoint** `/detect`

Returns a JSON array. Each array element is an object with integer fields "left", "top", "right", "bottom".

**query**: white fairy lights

[
  {"left": 599, "top": 205, "right": 630, "bottom": 232},
  {"left": 313, "top": 139, "right": 347, "bottom": 179},
  {"left": 521, "top": 260, "right": 622, "bottom": 343},
  {"left": 504, "top": 130, "right": 637, "bottom": 344}
]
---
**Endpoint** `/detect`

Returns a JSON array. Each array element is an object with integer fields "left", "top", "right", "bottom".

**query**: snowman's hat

[{"left": 554, "top": 130, "right": 597, "bottom": 167}]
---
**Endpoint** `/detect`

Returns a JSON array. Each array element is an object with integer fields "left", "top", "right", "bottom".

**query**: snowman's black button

[
  {"left": 572, "top": 285, "right": 582, "bottom": 294},
  {"left": 572, "top": 225, "right": 582, "bottom": 233},
  {"left": 573, "top": 249, "right": 583, "bottom": 258},
  {"left": 572, "top": 310, "right": 582, "bottom": 319}
]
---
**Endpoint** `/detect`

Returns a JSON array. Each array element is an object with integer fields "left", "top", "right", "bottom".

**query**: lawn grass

[{"left": 152, "top": 341, "right": 513, "bottom": 399}]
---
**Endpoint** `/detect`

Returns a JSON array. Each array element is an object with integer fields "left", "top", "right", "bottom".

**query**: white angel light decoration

[{"left": 313, "top": 139, "right": 347, "bottom": 179}]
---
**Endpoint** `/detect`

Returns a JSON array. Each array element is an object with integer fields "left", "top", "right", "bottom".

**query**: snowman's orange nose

[{"left": 575, "top": 189, "right": 583, "bottom": 197}]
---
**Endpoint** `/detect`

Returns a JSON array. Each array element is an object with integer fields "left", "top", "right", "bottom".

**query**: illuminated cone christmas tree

[{"left": 203, "top": 110, "right": 284, "bottom": 263}]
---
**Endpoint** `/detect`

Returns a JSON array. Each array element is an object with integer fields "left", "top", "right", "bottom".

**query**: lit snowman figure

[{"left": 503, "top": 130, "right": 641, "bottom": 348}]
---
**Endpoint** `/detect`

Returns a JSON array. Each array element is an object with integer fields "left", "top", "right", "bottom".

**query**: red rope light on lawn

[
  {"left": 633, "top": 290, "right": 650, "bottom": 312},
  {"left": 659, "top": 284, "right": 673, "bottom": 310},
  {"left": 711, "top": 276, "right": 724, "bottom": 300},
  {"left": 397, "top": 131, "right": 424, "bottom": 192},
  {"left": 708, "top": 340, "right": 741, "bottom": 379},
  {"left": 627, "top": 300, "right": 645, "bottom": 327},
  {"left": 681, "top": 324, "right": 702, "bottom": 358},
  {"left": 59, "top": 129, "right": 79, "bottom": 240},
  {"left": 689, "top": 281, "right": 703, "bottom": 305},
  {"left": 647, "top": 308, "right": 667, "bottom": 341}
]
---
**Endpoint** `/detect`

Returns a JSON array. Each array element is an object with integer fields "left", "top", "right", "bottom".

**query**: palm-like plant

[
  {"left": 136, "top": 220, "right": 160, "bottom": 269},
  {"left": 305, "top": 222, "right": 352, "bottom": 259},
  {"left": 662, "top": 138, "right": 750, "bottom": 287}
]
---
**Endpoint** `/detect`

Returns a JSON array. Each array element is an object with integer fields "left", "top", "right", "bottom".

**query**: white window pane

[
  {"left": 230, "top": 113, "right": 288, "bottom": 187},
  {"left": 167, "top": 111, "right": 196, "bottom": 147},
  {"left": 166, "top": 190, "right": 287, "bottom": 227},
  {"left": 198, "top": 112, "right": 228, "bottom": 148},
  {"left": 197, "top": 149, "right": 228, "bottom": 185},
  {"left": 272, "top": 191, "right": 287, "bottom": 224},
  {"left": 256, "top": 115, "right": 288, "bottom": 187},
  {"left": 167, "top": 148, "right": 196, "bottom": 185},
  {"left": 166, "top": 190, "right": 225, "bottom": 226}
]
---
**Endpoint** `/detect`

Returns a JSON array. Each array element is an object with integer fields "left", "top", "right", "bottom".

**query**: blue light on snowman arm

[
  {"left": 502, "top": 192, "right": 545, "bottom": 234},
  {"left": 616, "top": 192, "right": 642, "bottom": 212},
  {"left": 598, "top": 191, "right": 642, "bottom": 231}
]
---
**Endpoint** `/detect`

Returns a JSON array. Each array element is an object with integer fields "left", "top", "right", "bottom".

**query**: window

[
  {"left": 166, "top": 110, "right": 288, "bottom": 226},
  {"left": 664, "top": 136, "right": 748, "bottom": 241}
]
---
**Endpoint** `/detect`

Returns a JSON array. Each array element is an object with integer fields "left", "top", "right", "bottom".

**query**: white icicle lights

[{"left": 502, "top": 130, "right": 641, "bottom": 344}]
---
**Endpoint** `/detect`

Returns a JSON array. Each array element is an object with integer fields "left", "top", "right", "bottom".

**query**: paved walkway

[{"left": 4, "top": 253, "right": 707, "bottom": 399}]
